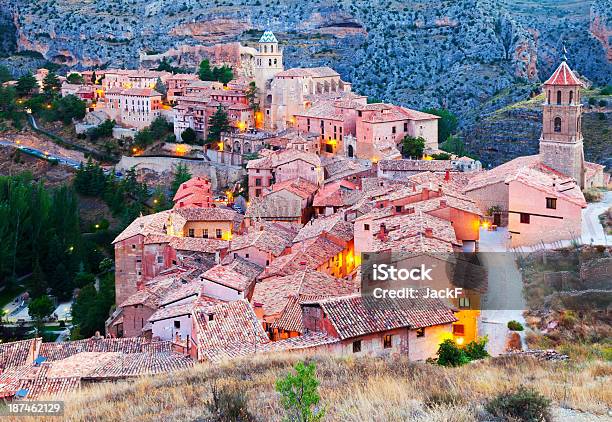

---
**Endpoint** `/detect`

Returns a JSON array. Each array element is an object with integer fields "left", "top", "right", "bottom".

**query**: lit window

[
  {"left": 416, "top": 327, "right": 425, "bottom": 338},
  {"left": 383, "top": 335, "right": 392, "bottom": 349}
]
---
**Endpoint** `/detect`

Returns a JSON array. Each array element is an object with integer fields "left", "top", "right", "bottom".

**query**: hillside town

[{"left": 0, "top": 30, "right": 609, "bottom": 403}]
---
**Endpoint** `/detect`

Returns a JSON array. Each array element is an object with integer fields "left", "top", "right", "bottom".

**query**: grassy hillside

[{"left": 16, "top": 353, "right": 611, "bottom": 421}]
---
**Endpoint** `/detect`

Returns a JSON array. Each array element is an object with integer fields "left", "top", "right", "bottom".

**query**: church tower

[
  {"left": 539, "top": 59, "right": 585, "bottom": 188},
  {"left": 253, "top": 30, "right": 283, "bottom": 108}
]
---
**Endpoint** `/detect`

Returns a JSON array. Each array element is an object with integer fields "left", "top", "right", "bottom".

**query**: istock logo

[{"left": 372, "top": 264, "right": 433, "bottom": 281}]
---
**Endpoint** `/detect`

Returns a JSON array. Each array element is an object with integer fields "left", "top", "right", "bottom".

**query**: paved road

[
  {"left": 0, "top": 139, "right": 82, "bottom": 169},
  {"left": 581, "top": 191, "right": 610, "bottom": 246},
  {"left": 478, "top": 227, "right": 526, "bottom": 356}
]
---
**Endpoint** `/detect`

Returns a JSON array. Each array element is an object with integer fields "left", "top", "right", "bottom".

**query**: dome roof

[{"left": 258, "top": 30, "right": 278, "bottom": 43}]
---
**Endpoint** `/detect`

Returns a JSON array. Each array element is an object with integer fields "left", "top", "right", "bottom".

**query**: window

[
  {"left": 458, "top": 297, "right": 470, "bottom": 309},
  {"left": 569, "top": 90, "right": 573, "bottom": 104},
  {"left": 395, "top": 205, "right": 402, "bottom": 213},
  {"left": 216, "top": 229, "right": 222, "bottom": 239},
  {"left": 546, "top": 198, "right": 557, "bottom": 209},
  {"left": 157, "top": 256, "right": 163, "bottom": 264},
  {"left": 188, "top": 228, "right": 195, "bottom": 237},
  {"left": 557, "top": 90, "right": 562, "bottom": 105},
  {"left": 383, "top": 335, "right": 392, "bottom": 349},
  {"left": 547, "top": 90, "right": 550, "bottom": 104},
  {"left": 255, "top": 178, "right": 262, "bottom": 186},
  {"left": 325, "top": 143, "right": 333, "bottom": 153},
  {"left": 416, "top": 327, "right": 425, "bottom": 338},
  {"left": 245, "top": 253, "right": 249, "bottom": 258},
  {"left": 132, "top": 244, "right": 136, "bottom": 249},
  {"left": 520, "top": 213, "right": 530, "bottom": 224},
  {"left": 203, "top": 229, "right": 209, "bottom": 238},
  {"left": 364, "top": 224, "right": 370, "bottom": 231},
  {"left": 352, "top": 340, "right": 362, "bottom": 353},
  {"left": 453, "top": 324, "right": 465, "bottom": 336},
  {"left": 554, "top": 117, "right": 561, "bottom": 132},
  {"left": 174, "top": 321, "right": 180, "bottom": 329},
  {"left": 255, "top": 188, "right": 262, "bottom": 197},
  {"left": 208, "top": 314, "right": 214, "bottom": 321},
  {"left": 392, "top": 126, "right": 396, "bottom": 134},
  {"left": 404, "top": 122, "right": 408, "bottom": 132}
]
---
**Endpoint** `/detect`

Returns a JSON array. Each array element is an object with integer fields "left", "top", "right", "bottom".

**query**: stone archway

[{"left": 348, "top": 144, "right": 354, "bottom": 158}]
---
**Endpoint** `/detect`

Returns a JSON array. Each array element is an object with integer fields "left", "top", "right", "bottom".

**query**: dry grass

[{"left": 11, "top": 353, "right": 611, "bottom": 422}]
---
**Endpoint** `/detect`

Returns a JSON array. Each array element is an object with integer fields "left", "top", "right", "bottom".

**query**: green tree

[
  {"left": 149, "top": 116, "right": 171, "bottom": 140},
  {"left": 26, "top": 258, "right": 48, "bottom": 298},
  {"left": 88, "top": 119, "right": 115, "bottom": 141},
  {"left": 52, "top": 94, "right": 86, "bottom": 124},
  {"left": 0, "top": 65, "right": 12, "bottom": 84},
  {"left": 245, "top": 81, "right": 260, "bottom": 112},
  {"left": 0, "top": 86, "right": 17, "bottom": 112},
  {"left": 71, "top": 272, "right": 115, "bottom": 339},
  {"left": 42, "top": 71, "right": 61, "bottom": 97},
  {"left": 181, "top": 127, "right": 197, "bottom": 144},
  {"left": 152, "top": 186, "right": 170, "bottom": 212},
  {"left": 154, "top": 77, "right": 167, "bottom": 100},
  {"left": 423, "top": 108, "right": 458, "bottom": 143},
  {"left": 440, "top": 134, "right": 469, "bottom": 157},
  {"left": 207, "top": 105, "right": 231, "bottom": 144},
  {"left": 198, "top": 59, "right": 214, "bottom": 81},
  {"left": 436, "top": 339, "right": 470, "bottom": 367},
  {"left": 91, "top": 70, "right": 98, "bottom": 84},
  {"left": 28, "top": 294, "right": 54, "bottom": 322},
  {"left": 16, "top": 73, "right": 38, "bottom": 96},
  {"left": 134, "top": 127, "right": 154, "bottom": 149},
  {"left": 66, "top": 73, "right": 85, "bottom": 84},
  {"left": 171, "top": 163, "right": 192, "bottom": 196},
  {"left": 275, "top": 361, "right": 325, "bottom": 422},
  {"left": 402, "top": 136, "right": 426, "bottom": 158},
  {"left": 214, "top": 65, "right": 234, "bottom": 84}
]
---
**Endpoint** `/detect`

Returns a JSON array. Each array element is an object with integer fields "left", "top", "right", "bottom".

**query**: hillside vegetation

[{"left": 15, "top": 353, "right": 611, "bottom": 421}]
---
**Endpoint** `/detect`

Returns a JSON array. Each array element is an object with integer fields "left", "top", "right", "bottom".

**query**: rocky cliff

[{"left": 1, "top": 0, "right": 610, "bottom": 134}]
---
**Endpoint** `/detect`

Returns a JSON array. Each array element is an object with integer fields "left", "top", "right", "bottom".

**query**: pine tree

[
  {"left": 42, "top": 71, "right": 61, "bottom": 98},
  {"left": 26, "top": 259, "right": 48, "bottom": 298},
  {"left": 16, "top": 73, "right": 38, "bottom": 96},
  {"left": 207, "top": 105, "right": 231, "bottom": 144},
  {"left": 171, "top": 163, "right": 192, "bottom": 196}
]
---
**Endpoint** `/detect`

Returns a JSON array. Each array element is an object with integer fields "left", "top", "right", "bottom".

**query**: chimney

[
  {"left": 424, "top": 227, "right": 433, "bottom": 238},
  {"left": 444, "top": 169, "right": 450, "bottom": 181}
]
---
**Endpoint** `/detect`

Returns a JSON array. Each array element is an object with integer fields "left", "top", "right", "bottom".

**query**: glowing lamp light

[
  {"left": 95, "top": 224, "right": 100, "bottom": 229},
  {"left": 237, "top": 121, "right": 247, "bottom": 131},
  {"left": 46, "top": 104, "right": 52, "bottom": 109},
  {"left": 481, "top": 221, "right": 490, "bottom": 230},
  {"left": 153, "top": 199, "right": 158, "bottom": 204},
  {"left": 455, "top": 337, "right": 465, "bottom": 346},
  {"left": 132, "top": 147, "right": 138, "bottom": 153},
  {"left": 423, "top": 155, "right": 433, "bottom": 161},
  {"left": 217, "top": 142, "right": 224, "bottom": 151}
]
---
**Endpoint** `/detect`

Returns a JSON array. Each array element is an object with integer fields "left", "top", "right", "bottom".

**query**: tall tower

[
  {"left": 539, "top": 59, "right": 585, "bottom": 188},
  {"left": 253, "top": 30, "right": 283, "bottom": 108}
]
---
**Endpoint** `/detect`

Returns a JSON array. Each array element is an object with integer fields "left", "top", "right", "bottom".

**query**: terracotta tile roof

[
  {"left": 202, "top": 257, "right": 263, "bottom": 292},
  {"left": 0, "top": 338, "right": 39, "bottom": 369},
  {"left": 158, "top": 280, "right": 204, "bottom": 307},
  {"left": 294, "top": 101, "right": 344, "bottom": 120},
  {"left": 324, "top": 158, "right": 372, "bottom": 181},
  {"left": 245, "top": 196, "right": 303, "bottom": 220},
  {"left": 293, "top": 213, "right": 354, "bottom": 243},
  {"left": 310, "top": 293, "right": 457, "bottom": 340},
  {"left": 260, "top": 332, "right": 340, "bottom": 352},
  {"left": 85, "top": 352, "right": 194, "bottom": 379},
  {"left": 247, "top": 149, "right": 321, "bottom": 170},
  {"left": 229, "top": 227, "right": 295, "bottom": 256},
  {"left": 262, "top": 237, "right": 344, "bottom": 277},
  {"left": 505, "top": 166, "right": 586, "bottom": 208},
  {"left": 253, "top": 270, "right": 358, "bottom": 317},
  {"left": 120, "top": 88, "right": 162, "bottom": 97},
  {"left": 543, "top": 61, "right": 584, "bottom": 86},
  {"left": 268, "top": 178, "right": 319, "bottom": 200},
  {"left": 148, "top": 302, "right": 195, "bottom": 322},
  {"left": 275, "top": 67, "right": 339, "bottom": 78},
  {"left": 313, "top": 181, "right": 362, "bottom": 208},
  {"left": 407, "top": 171, "right": 475, "bottom": 194},
  {"left": 168, "top": 237, "right": 229, "bottom": 253},
  {"left": 173, "top": 207, "right": 241, "bottom": 222},
  {"left": 464, "top": 155, "right": 541, "bottom": 192},
  {"left": 39, "top": 338, "right": 146, "bottom": 361},
  {"left": 112, "top": 211, "right": 171, "bottom": 243},
  {"left": 357, "top": 103, "right": 440, "bottom": 122},
  {"left": 194, "top": 300, "right": 270, "bottom": 362},
  {"left": 379, "top": 159, "right": 453, "bottom": 172}
]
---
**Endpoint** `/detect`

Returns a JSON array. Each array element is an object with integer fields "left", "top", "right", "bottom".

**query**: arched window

[
  {"left": 569, "top": 91, "right": 573, "bottom": 104},
  {"left": 547, "top": 90, "right": 550, "bottom": 104},
  {"left": 556, "top": 90, "right": 562, "bottom": 105},
  {"left": 264, "top": 45, "right": 267, "bottom": 53},
  {"left": 274, "top": 58, "right": 277, "bottom": 65},
  {"left": 554, "top": 117, "right": 561, "bottom": 132},
  {"left": 270, "top": 45, "right": 274, "bottom": 53}
]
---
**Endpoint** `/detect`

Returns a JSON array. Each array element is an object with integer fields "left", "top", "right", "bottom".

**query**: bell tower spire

[{"left": 539, "top": 55, "right": 585, "bottom": 188}]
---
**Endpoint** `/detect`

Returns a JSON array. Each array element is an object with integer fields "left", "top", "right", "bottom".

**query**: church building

[{"left": 464, "top": 59, "right": 606, "bottom": 247}]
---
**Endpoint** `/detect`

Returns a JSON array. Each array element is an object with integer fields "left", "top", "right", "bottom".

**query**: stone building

[
  {"left": 253, "top": 30, "right": 284, "bottom": 114},
  {"left": 101, "top": 87, "right": 164, "bottom": 130}
]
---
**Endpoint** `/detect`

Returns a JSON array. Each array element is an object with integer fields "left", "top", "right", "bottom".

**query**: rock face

[{"left": 1, "top": 0, "right": 610, "bottom": 124}]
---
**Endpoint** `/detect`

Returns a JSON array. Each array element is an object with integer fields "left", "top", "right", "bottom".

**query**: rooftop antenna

[{"left": 561, "top": 43, "right": 568, "bottom": 62}]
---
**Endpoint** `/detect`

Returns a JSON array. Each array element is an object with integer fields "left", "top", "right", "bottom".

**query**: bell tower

[
  {"left": 539, "top": 58, "right": 585, "bottom": 188},
  {"left": 253, "top": 30, "right": 283, "bottom": 107}
]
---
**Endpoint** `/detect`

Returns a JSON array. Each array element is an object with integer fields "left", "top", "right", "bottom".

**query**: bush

[
  {"left": 486, "top": 386, "right": 552, "bottom": 422},
  {"left": 464, "top": 336, "right": 489, "bottom": 360},
  {"left": 206, "top": 382, "right": 254, "bottom": 422},
  {"left": 508, "top": 320, "right": 524, "bottom": 331},
  {"left": 436, "top": 339, "right": 470, "bottom": 367},
  {"left": 276, "top": 361, "right": 325, "bottom": 422}
]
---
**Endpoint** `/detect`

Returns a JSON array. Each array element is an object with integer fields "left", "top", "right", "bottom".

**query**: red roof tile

[{"left": 543, "top": 61, "right": 584, "bottom": 86}]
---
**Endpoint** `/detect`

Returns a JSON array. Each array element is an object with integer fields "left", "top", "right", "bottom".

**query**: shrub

[
  {"left": 206, "top": 381, "right": 254, "bottom": 422},
  {"left": 486, "top": 386, "right": 552, "bottom": 422},
  {"left": 276, "top": 361, "right": 325, "bottom": 422},
  {"left": 464, "top": 336, "right": 489, "bottom": 360},
  {"left": 508, "top": 320, "right": 524, "bottom": 331},
  {"left": 436, "top": 339, "right": 470, "bottom": 367}
]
